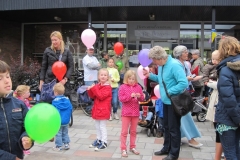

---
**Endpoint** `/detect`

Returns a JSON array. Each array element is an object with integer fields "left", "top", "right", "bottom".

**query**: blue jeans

[
  {"left": 219, "top": 127, "right": 240, "bottom": 160},
  {"left": 55, "top": 125, "right": 70, "bottom": 147},
  {"left": 84, "top": 81, "right": 97, "bottom": 111},
  {"left": 112, "top": 88, "right": 118, "bottom": 113},
  {"left": 162, "top": 104, "right": 181, "bottom": 159},
  {"left": 139, "top": 111, "right": 153, "bottom": 121}
]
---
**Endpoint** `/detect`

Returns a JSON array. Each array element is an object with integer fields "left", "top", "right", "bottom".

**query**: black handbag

[{"left": 161, "top": 66, "right": 195, "bottom": 116}]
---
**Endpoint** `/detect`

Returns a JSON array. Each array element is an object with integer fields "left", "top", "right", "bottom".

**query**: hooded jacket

[
  {"left": 215, "top": 54, "right": 240, "bottom": 127},
  {"left": 52, "top": 95, "right": 72, "bottom": 125},
  {"left": 0, "top": 93, "right": 33, "bottom": 160}
]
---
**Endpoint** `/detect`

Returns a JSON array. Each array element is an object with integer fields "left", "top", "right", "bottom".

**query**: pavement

[{"left": 25, "top": 109, "right": 216, "bottom": 160}]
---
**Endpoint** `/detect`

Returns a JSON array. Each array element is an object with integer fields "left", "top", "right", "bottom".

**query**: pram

[
  {"left": 77, "top": 85, "right": 92, "bottom": 116},
  {"left": 138, "top": 90, "right": 159, "bottom": 137}
]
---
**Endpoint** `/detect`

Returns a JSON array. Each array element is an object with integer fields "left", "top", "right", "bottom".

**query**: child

[
  {"left": 107, "top": 58, "right": 120, "bottom": 121},
  {"left": 52, "top": 83, "right": 72, "bottom": 151},
  {"left": 205, "top": 50, "right": 223, "bottom": 160},
  {"left": 87, "top": 68, "right": 112, "bottom": 151},
  {"left": 118, "top": 70, "right": 144, "bottom": 157},
  {"left": 155, "top": 98, "right": 164, "bottom": 138},
  {"left": 13, "top": 85, "right": 32, "bottom": 155},
  {"left": 0, "top": 60, "right": 33, "bottom": 160}
]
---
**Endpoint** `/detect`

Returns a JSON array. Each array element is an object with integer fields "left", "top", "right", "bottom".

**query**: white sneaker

[
  {"left": 109, "top": 115, "right": 113, "bottom": 121},
  {"left": 114, "top": 113, "right": 119, "bottom": 120}
]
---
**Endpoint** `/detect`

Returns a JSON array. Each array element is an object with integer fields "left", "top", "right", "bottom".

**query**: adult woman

[
  {"left": 39, "top": 31, "right": 74, "bottom": 98},
  {"left": 143, "top": 46, "right": 188, "bottom": 160},
  {"left": 173, "top": 45, "right": 203, "bottom": 149},
  {"left": 215, "top": 36, "right": 240, "bottom": 160}
]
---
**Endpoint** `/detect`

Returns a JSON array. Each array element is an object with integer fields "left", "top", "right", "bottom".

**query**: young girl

[
  {"left": 87, "top": 68, "right": 112, "bottom": 151},
  {"left": 13, "top": 85, "right": 31, "bottom": 155},
  {"left": 107, "top": 58, "right": 120, "bottom": 121},
  {"left": 118, "top": 70, "right": 144, "bottom": 157}
]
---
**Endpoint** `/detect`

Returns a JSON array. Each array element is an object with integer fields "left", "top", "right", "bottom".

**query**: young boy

[
  {"left": 0, "top": 60, "right": 33, "bottom": 160},
  {"left": 52, "top": 83, "right": 72, "bottom": 151}
]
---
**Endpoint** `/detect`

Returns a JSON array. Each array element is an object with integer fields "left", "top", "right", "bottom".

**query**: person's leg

[
  {"left": 214, "top": 122, "right": 223, "bottom": 160},
  {"left": 162, "top": 104, "right": 170, "bottom": 151},
  {"left": 62, "top": 125, "right": 70, "bottom": 149},
  {"left": 95, "top": 120, "right": 101, "bottom": 141},
  {"left": 120, "top": 116, "right": 131, "bottom": 151},
  {"left": 129, "top": 116, "right": 139, "bottom": 150},
  {"left": 145, "top": 112, "right": 153, "bottom": 121},
  {"left": 55, "top": 126, "right": 63, "bottom": 148},
  {"left": 99, "top": 120, "right": 107, "bottom": 144},
  {"left": 112, "top": 88, "right": 119, "bottom": 119}
]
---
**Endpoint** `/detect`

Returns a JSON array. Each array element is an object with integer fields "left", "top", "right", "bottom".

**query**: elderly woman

[
  {"left": 143, "top": 46, "right": 188, "bottom": 160},
  {"left": 173, "top": 45, "right": 203, "bottom": 149}
]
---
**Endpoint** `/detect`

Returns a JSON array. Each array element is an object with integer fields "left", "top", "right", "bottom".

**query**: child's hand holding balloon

[{"left": 22, "top": 136, "right": 33, "bottom": 150}]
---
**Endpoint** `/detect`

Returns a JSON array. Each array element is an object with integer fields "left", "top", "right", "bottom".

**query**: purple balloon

[{"left": 138, "top": 49, "right": 152, "bottom": 67}]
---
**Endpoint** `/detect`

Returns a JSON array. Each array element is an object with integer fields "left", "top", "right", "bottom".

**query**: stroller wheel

[
  {"left": 197, "top": 111, "right": 206, "bottom": 122},
  {"left": 152, "top": 129, "right": 157, "bottom": 137},
  {"left": 147, "top": 129, "right": 151, "bottom": 137}
]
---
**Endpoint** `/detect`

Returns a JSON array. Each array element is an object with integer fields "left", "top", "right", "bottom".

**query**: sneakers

[
  {"left": 89, "top": 139, "right": 101, "bottom": 148},
  {"left": 64, "top": 143, "right": 70, "bottom": 150},
  {"left": 113, "top": 113, "right": 119, "bottom": 120},
  {"left": 109, "top": 115, "right": 113, "bottom": 121},
  {"left": 156, "top": 131, "right": 163, "bottom": 138},
  {"left": 23, "top": 150, "right": 30, "bottom": 155},
  {"left": 94, "top": 142, "right": 107, "bottom": 151},
  {"left": 52, "top": 146, "right": 62, "bottom": 151}
]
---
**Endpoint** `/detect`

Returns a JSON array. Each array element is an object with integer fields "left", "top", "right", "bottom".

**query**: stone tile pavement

[{"left": 25, "top": 109, "right": 216, "bottom": 160}]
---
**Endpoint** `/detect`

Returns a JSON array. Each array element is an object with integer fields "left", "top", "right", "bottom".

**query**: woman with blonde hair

[
  {"left": 215, "top": 36, "right": 240, "bottom": 159},
  {"left": 39, "top": 31, "right": 74, "bottom": 102}
]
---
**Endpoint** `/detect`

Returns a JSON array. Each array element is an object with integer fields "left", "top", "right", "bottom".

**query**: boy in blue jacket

[
  {"left": 0, "top": 60, "right": 33, "bottom": 160},
  {"left": 52, "top": 83, "right": 72, "bottom": 151}
]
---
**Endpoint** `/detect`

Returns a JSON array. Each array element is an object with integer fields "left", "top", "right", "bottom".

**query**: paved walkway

[{"left": 25, "top": 109, "right": 216, "bottom": 160}]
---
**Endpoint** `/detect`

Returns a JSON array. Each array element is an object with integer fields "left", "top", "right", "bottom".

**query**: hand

[
  {"left": 21, "top": 137, "right": 32, "bottom": 150},
  {"left": 111, "top": 79, "right": 114, "bottom": 82},
  {"left": 60, "top": 78, "right": 67, "bottom": 85},
  {"left": 135, "top": 93, "right": 141, "bottom": 98},
  {"left": 131, "top": 93, "right": 136, "bottom": 98},
  {"left": 16, "top": 157, "right": 21, "bottom": 160},
  {"left": 187, "top": 76, "right": 194, "bottom": 81},
  {"left": 143, "top": 68, "right": 150, "bottom": 77},
  {"left": 204, "top": 81, "right": 208, "bottom": 85}
]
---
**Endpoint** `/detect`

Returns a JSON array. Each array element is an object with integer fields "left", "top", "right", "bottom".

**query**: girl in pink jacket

[{"left": 118, "top": 70, "right": 144, "bottom": 157}]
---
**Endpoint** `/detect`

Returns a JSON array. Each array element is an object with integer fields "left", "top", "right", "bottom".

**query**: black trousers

[{"left": 162, "top": 104, "right": 181, "bottom": 158}]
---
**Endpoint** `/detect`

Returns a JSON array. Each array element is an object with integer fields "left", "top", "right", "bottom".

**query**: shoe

[
  {"left": 121, "top": 150, "right": 128, "bottom": 157},
  {"left": 49, "top": 137, "right": 54, "bottom": 142},
  {"left": 188, "top": 143, "right": 203, "bottom": 149},
  {"left": 95, "top": 142, "right": 107, "bottom": 151},
  {"left": 156, "top": 131, "right": 163, "bottom": 138},
  {"left": 154, "top": 149, "right": 169, "bottom": 156},
  {"left": 163, "top": 155, "right": 178, "bottom": 160},
  {"left": 52, "top": 146, "right": 62, "bottom": 151},
  {"left": 221, "top": 153, "right": 224, "bottom": 158},
  {"left": 141, "top": 120, "right": 147, "bottom": 125},
  {"left": 138, "top": 119, "right": 143, "bottom": 124},
  {"left": 114, "top": 113, "right": 119, "bottom": 120},
  {"left": 109, "top": 115, "right": 113, "bottom": 121},
  {"left": 23, "top": 150, "right": 30, "bottom": 155},
  {"left": 89, "top": 139, "right": 101, "bottom": 148},
  {"left": 64, "top": 143, "right": 70, "bottom": 150},
  {"left": 130, "top": 148, "right": 140, "bottom": 155}
]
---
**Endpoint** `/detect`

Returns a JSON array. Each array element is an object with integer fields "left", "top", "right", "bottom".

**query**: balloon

[
  {"left": 116, "top": 61, "right": 123, "bottom": 70},
  {"left": 154, "top": 85, "right": 161, "bottom": 98},
  {"left": 81, "top": 29, "right": 96, "bottom": 48},
  {"left": 25, "top": 103, "right": 61, "bottom": 143},
  {"left": 138, "top": 49, "right": 152, "bottom": 67},
  {"left": 114, "top": 42, "right": 124, "bottom": 55},
  {"left": 52, "top": 61, "right": 67, "bottom": 81},
  {"left": 137, "top": 65, "right": 149, "bottom": 79}
]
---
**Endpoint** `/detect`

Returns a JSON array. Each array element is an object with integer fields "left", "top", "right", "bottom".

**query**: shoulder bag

[{"left": 161, "top": 65, "right": 195, "bottom": 116}]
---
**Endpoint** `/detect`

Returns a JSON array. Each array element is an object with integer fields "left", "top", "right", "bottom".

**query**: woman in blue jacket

[{"left": 216, "top": 36, "right": 240, "bottom": 160}]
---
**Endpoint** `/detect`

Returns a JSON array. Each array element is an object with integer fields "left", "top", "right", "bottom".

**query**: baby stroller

[
  {"left": 77, "top": 85, "right": 92, "bottom": 116},
  {"left": 138, "top": 90, "right": 158, "bottom": 137}
]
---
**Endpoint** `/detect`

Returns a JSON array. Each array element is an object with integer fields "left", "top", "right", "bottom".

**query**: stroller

[
  {"left": 77, "top": 85, "right": 92, "bottom": 116},
  {"left": 138, "top": 90, "right": 159, "bottom": 137}
]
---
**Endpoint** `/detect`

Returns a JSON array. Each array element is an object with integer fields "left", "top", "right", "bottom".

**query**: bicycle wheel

[
  {"left": 69, "top": 113, "right": 73, "bottom": 127},
  {"left": 197, "top": 111, "right": 206, "bottom": 122},
  {"left": 80, "top": 104, "right": 90, "bottom": 116}
]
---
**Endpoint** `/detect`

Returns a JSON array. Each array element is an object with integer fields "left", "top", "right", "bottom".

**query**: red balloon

[
  {"left": 52, "top": 61, "right": 67, "bottom": 81},
  {"left": 114, "top": 42, "right": 124, "bottom": 55}
]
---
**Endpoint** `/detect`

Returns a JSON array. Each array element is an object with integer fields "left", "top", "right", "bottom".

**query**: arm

[
  {"left": 125, "top": 56, "right": 130, "bottom": 71},
  {"left": 207, "top": 80, "right": 218, "bottom": 89},
  {"left": 149, "top": 73, "right": 159, "bottom": 83},
  {"left": 65, "top": 50, "right": 74, "bottom": 79},
  {"left": 39, "top": 48, "right": 48, "bottom": 81},
  {"left": 90, "top": 85, "right": 111, "bottom": 100},
  {"left": 0, "top": 150, "right": 16, "bottom": 160},
  {"left": 118, "top": 85, "right": 133, "bottom": 102},
  {"left": 137, "top": 85, "right": 145, "bottom": 101},
  {"left": 87, "top": 89, "right": 95, "bottom": 99},
  {"left": 112, "top": 69, "right": 120, "bottom": 83},
  {"left": 202, "top": 65, "right": 210, "bottom": 83}
]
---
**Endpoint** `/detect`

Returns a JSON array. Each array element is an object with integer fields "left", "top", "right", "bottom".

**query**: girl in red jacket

[
  {"left": 118, "top": 70, "right": 144, "bottom": 157},
  {"left": 87, "top": 68, "right": 112, "bottom": 151}
]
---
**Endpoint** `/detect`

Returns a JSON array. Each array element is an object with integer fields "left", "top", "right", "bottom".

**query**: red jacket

[
  {"left": 87, "top": 83, "right": 112, "bottom": 120},
  {"left": 119, "top": 83, "right": 144, "bottom": 117}
]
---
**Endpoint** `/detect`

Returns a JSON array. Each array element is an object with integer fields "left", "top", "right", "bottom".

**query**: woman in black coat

[{"left": 39, "top": 31, "right": 74, "bottom": 97}]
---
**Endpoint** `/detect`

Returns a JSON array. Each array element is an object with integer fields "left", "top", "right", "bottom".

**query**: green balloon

[
  {"left": 116, "top": 61, "right": 123, "bottom": 70},
  {"left": 24, "top": 103, "right": 61, "bottom": 144}
]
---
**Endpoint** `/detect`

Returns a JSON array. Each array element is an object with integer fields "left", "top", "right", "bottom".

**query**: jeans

[
  {"left": 158, "top": 117, "right": 164, "bottom": 133},
  {"left": 112, "top": 88, "right": 118, "bottom": 113},
  {"left": 219, "top": 127, "right": 240, "bottom": 160},
  {"left": 84, "top": 81, "right": 96, "bottom": 111},
  {"left": 55, "top": 125, "right": 70, "bottom": 147},
  {"left": 139, "top": 111, "right": 153, "bottom": 121},
  {"left": 162, "top": 104, "right": 181, "bottom": 159}
]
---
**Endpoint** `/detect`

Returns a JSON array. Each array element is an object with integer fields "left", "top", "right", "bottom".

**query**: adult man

[
  {"left": 82, "top": 46, "right": 101, "bottom": 113},
  {"left": 191, "top": 49, "right": 204, "bottom": 97}
]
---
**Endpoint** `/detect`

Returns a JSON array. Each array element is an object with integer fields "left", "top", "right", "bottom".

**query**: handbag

[
  {"left": 161, "top": 66, "right": 195, "bottom": 116},
  {"left": 40, "top": 79, "right": 56, "bottom": 103}
]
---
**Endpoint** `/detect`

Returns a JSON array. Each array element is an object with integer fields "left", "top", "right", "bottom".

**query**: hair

[
  {"left": 101, "top": 51, "right": 108, "bottom": 58},
  {"left": 0, "top": 60, "right": 10, "bottom": 73},
  {"left": 107, "top": 57, "right": 115, "bottom": 63},
  {"left": 98, "top": 68, "right": 110, "bottom": 83},
  {"left": 191, "top": 49, "right": 200, "bottom": 56},
  {"left": 53, "top": 83, "right": 65, "bottom": 95},
  {"left": 13, "top": 85, "right": 30, "bottom": 97},
  {"left": 218, "top": 36, "right": 240, "bottom": 61},
  {"left": 50, "top": 31, "right": 65, "bottom": 54},
  {"left": 123, "top": 70, "right": 138, "bottom": 84},
  {"left": 148, "top": 46, "right": 168, "bottom": 60},
  {"left": 173, "top": 45, "right": 188, "bottom": 59}
]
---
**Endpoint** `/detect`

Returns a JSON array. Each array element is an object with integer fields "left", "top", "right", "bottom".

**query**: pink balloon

[
  {"left": 137, "top": 65, "right": 149, "bottom": 79},
  {"left": 154, "top": 85, "right": 161, "bottom": 98},
  {"left": 81, "top": 29, "right": 96, "bottom": 48}
]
